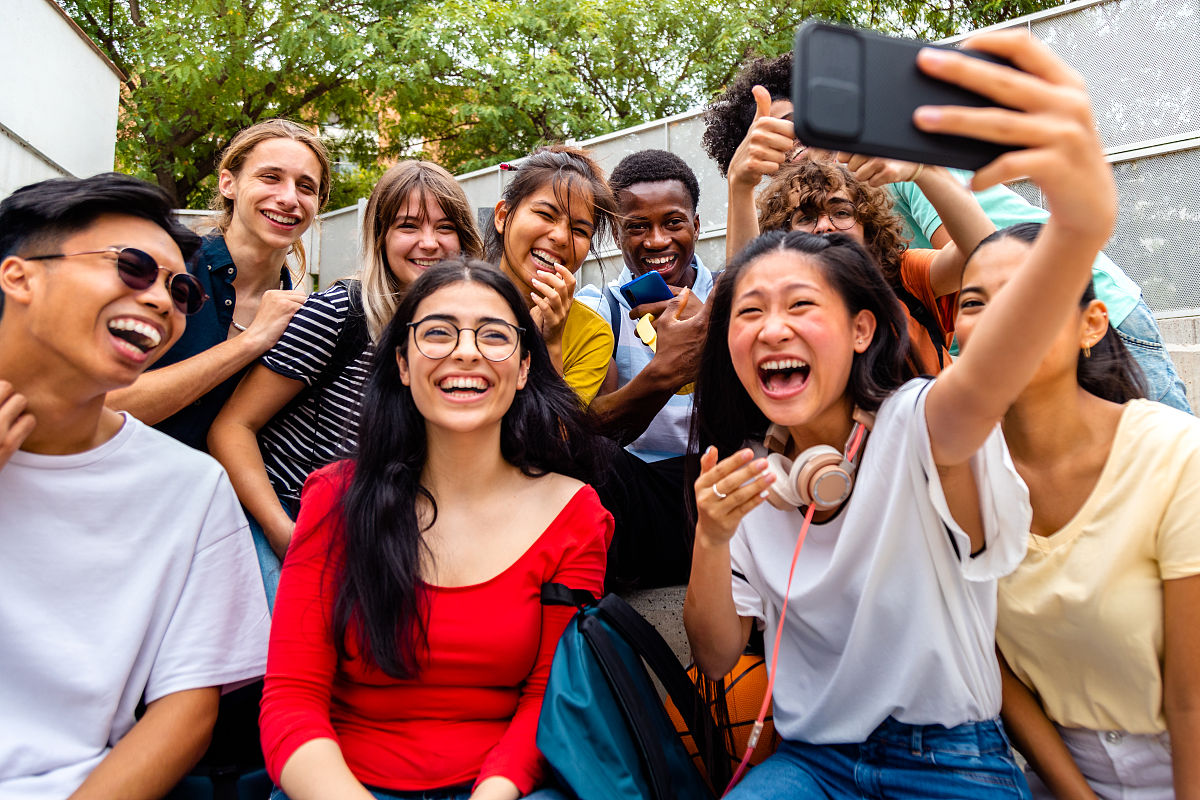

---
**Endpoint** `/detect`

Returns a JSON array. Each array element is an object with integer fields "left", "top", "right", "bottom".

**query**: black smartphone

[
  {"left": 792, "top": 20, "right": 1019, "bottom": 171},
  {"left": 620, "top": 271, "right": 676, "bottom": 307}
]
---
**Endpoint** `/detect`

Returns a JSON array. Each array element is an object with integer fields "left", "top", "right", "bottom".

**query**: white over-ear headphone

[{"left": 758, "top": 408, "right": 874, "bottom": 512}]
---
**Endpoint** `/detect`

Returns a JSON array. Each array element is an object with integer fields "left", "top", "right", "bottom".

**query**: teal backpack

[{"left": 537, "top": 586, "right": 732, "bottom": 800}]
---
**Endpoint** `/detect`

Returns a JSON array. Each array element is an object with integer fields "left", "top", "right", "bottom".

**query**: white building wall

[{"left": 0, "top": 0, "right": 121, "bottom": 198}]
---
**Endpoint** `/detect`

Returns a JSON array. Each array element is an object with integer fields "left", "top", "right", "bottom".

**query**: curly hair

[
  {"left": 608, "top": 149, "right": 700, "bottom": 211},
  {"left": 701, "top": 52, "right": 792, "bottom": 177},
  {"left": 756, "top": 160, "right": 909, "bottom": 291}
]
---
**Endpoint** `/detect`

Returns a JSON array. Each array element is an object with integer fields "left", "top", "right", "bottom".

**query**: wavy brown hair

[{"left": 757, "top": 160, "right": 908, "bottom": 291}]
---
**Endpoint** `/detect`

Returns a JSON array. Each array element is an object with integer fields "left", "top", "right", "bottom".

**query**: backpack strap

[
  {"left": 540, "top": 582, "right": 597, "bottom": 608},
  {"left": 312, "top": 279, "right": 370, "bottom": 397},
  {"left": 579, "top": 613, "right": 675, "bottom": 800},
  {"left": 897, "top": 287, "right": 946, "bottom": 371},
  {"left": 604, "top": 285, "right": 622, "bottom": 354},
  {"left": 595, "top": 594, "right": 734, "bottom": 791},
  {"left": 304, "top": 280, "right": 371, "bottom": 471}
]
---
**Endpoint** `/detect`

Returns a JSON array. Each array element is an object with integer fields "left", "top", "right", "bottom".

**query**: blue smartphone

[{"left": 619, "top": 271, "right": 675, "bottom": 307}]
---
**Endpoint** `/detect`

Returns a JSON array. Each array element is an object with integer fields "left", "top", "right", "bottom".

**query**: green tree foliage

[
  {"left": 59, "top": 0, "right": 1059, "bottom": 207},
  {"left": 60, "top": 0, "right": 427, "bottom": 206},
  {"left": 389, "top": 0, "right": 1059, "bottom": 172}
]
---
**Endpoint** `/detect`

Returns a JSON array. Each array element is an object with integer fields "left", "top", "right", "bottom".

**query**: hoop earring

[{"left": 1083, "top": 343, "right": 1092, "bottom": 358}]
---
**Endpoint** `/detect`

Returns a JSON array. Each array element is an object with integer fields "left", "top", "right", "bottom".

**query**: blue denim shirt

[{"left": 150, "top": 235, "right": 292, "bottom": 451}]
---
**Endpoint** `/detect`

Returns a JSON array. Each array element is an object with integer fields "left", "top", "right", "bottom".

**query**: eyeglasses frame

[
  {"left": 405, "top": 316, "right": 526, "bottom": 362},
  {"left": 22, "top": 246, "right": 209, "bottom": 316}
]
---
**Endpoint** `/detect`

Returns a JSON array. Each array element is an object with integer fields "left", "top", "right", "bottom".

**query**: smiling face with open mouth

[
  {"left": 617, "top": 179, "right": 700, "bottom": 289},
  {"left": 727, "top": 250, "right": 874, "bottom": 441},
  {"left": 386, "top": 191, "right": 463, "bottom": 288},
  {"left": 19, "top": 214, "right": 186, "bottom": 392},
  {"left": 220, "top": 137, "right": 322, "bottom": 254},
  {"left": 494, "top": 183, "right": 595, "bottom": 301},
  {"left": 398, "top": 281, "right": 530, "bottom": 436}
]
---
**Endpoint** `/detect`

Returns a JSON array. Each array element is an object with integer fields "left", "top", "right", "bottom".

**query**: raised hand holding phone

[
  {"left": 921, "top": 29, "right": 1117, "bottom": 467},
  {"left": 793, "top": 21, "right": 1020, "bottom": 170},
  {"left": 913, "top": 30, "right": 1114, "bottom": 239}
]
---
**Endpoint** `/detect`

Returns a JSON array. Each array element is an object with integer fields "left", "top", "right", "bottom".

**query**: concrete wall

[
  {"left": 0, "top": 0, "right": 122, "bottom": 199},
  {"left": 312, "top": 200, "right": 367, "bottom": 289}
]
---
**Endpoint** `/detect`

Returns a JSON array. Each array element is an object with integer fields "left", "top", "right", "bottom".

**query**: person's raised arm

[
  {"left": 922, "top": 31, "right": 1115, "bottom": 468},
  {"left": 530, "top": 263, "right": 574, "bottom": 377},
  {"left": 684, "top": 447, "right": 773, "bottom": 679},
  {"left": 913, "top": 166, "right": 996, "bottom": 296},
  {"left": 208, "top": 365, "right": 306, "bottom": 557},
  {"left": 725, "top": 87, "right": 796, "bottom": 262},
  {"left": 838, "top": 156, "right": 995, "bottom": 297},
  {"left": 67, "top": 688, "right": 219, "bottom": 800},
  {"left": 106, "top": 288, "right": 305, "bottom": 424}
]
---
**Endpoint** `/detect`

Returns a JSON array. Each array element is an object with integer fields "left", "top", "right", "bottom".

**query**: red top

[{"left": 260, "top": 464, "right": 612, "bottom": 794}]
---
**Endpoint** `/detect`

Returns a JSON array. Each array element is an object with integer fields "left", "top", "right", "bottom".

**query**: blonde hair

[
  {"left": 360, "top": 160, "right": 484, "bottom": 341},
  {"left": 208, "top": 119, "right": 332, "bottom": 278}
]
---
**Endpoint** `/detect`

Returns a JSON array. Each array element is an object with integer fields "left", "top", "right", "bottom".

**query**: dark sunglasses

[{"left": 24, "top": 246, "right": 209, "bottom": 316}]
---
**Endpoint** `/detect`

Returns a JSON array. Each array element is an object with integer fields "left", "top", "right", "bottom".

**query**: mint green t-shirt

[{"left": 887, "top": 169, "right": 1141, "bottom": 326}]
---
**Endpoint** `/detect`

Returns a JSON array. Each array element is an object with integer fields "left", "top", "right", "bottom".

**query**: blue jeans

[
  {"left": 726, "top": 717, "right": 1030, "bottom": 799},
  {"left": 270, "top": 787, "right": 567, "bottom": 800},
  {"left": 1114, "top": 299, "right": 1191, "bottom": 412},
  {"left": 245, "top": 495, "right": 294, "bottom": 613}
]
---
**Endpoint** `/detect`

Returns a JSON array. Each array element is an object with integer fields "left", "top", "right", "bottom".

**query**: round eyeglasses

[
  {"left": 23, "top": 247, "right": 208, "bottom": 316},
  {"left": 407, "top": 317, "right": 524, "bottom": 362},
  {"left": 791, "top": 205, "right": 859, "bottom": 233}
]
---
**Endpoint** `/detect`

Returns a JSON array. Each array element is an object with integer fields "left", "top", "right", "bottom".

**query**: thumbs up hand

[{"left": 727, "top": 85, "right": 801, "bottom": 190}]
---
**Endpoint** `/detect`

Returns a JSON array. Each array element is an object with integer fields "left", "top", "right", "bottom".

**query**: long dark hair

[
  {"left": 333, "top": 258, "right": 604, "bottom": 678},
  {"left": 485, "top": 145, "right": 618, "bottom": 269},
  {"left": 967, "top": 223, "right": 1148, "bottom": 404},
  {"left": 692, "top": 230, "right": 917, "bottom": 460}
]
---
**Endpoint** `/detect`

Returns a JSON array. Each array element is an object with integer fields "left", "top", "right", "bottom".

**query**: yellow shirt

[
  {"left": 561, "top": 300, "right": 612, "bottom": 405},
  {"left": 997, "top": 400, "right": 1200, "bottom": 734}
]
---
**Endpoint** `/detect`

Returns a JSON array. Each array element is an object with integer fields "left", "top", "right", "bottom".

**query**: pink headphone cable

[{"left": 722, "top": 422, "right": 866, "bottom": 795}]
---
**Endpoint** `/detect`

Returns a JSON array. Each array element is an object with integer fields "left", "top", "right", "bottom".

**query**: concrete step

[{"left": 619, "top": 585, "right": 691, "bottom": 666}]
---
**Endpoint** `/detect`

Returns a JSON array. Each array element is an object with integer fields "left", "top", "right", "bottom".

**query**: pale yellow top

[
  {"left": 997, "top": 400, "right": 1200, "bottom": 734},
  {"left": 561, "top": 300, "right": 613, "bottom": 405}
]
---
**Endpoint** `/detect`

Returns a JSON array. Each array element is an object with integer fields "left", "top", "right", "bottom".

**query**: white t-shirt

[
  {"left": 730, "top": 380, "right": 1030, "bottom": 744},
  {"left": 0, "top": 414, "right": 270, "bottom": 799}
]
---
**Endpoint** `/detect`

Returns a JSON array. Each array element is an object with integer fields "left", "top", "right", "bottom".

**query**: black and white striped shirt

[{"left": 259, "top": 282, "right": 372, "bottom": 503}]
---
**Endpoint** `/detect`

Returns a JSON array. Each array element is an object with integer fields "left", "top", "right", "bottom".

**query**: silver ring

[{"left": 712, "top": 484, "right": 728, "bottom": 499}]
